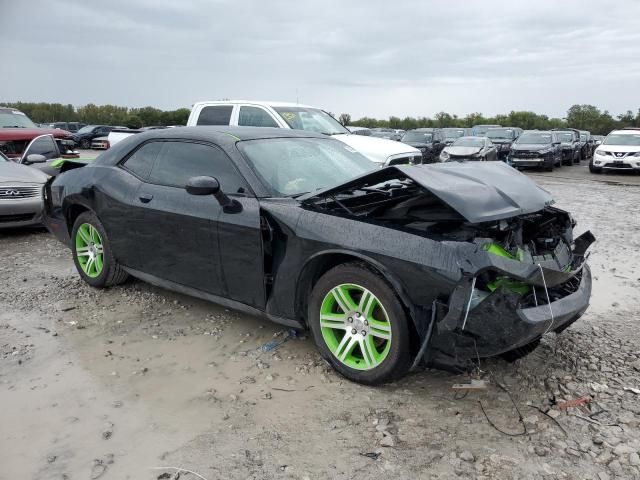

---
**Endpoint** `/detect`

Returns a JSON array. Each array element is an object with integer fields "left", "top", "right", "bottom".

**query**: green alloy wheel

[
  {"left": 320, "top": 284, "right": 392, "bottom": 370},
  {"left": 71, "top": 211, "right": 128, "bottom": 288},
  {"left": 309, "top": 263, "right": 411, "bottom": 385},
  {"left": 75, "top": 223, "right": 104, "bottom": 277}
]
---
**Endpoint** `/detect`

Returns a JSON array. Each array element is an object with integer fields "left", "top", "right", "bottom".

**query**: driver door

[{"left": 20, "top": 134, "right": 62, "bottom": 176}]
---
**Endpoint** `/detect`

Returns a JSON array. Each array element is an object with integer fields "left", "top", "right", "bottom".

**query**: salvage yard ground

[{"left": 1, "top": 165, "right": 639, "bottom": 480}]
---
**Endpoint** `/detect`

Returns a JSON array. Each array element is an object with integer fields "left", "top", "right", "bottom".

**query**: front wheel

[
  {"left": 589, "top": 159, "right": 602, "bottom": 174},
  {"left": 80, "top": 138, "right": 91, "bottom": 149},
  {"left": 71, "top": 211, "right": 129, "bottom": 288},
  {"left": 308, "top": 263, "right": 411, "bottom": 385}
]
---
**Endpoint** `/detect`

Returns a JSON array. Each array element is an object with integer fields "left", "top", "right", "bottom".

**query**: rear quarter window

[
  {"left": 196, "top": 105, "right": 234, "bottom": 126},
  {"left": 122, "top": 141, "right": 164, "bottom": 180}
]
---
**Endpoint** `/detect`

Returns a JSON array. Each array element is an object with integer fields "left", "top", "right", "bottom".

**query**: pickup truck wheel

[
  {"left": 71, "top": 212, "right": 129, "bottom": 288},
  {"left": 308, "top": 263, "right": 411, "bottom": 385}
]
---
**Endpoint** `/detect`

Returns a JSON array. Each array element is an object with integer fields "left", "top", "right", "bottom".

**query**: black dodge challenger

[{"left": 44, "top": 127, "right": 594, "bottom": 384}]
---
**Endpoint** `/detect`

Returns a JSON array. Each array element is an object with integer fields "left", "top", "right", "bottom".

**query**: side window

[
  {"left": 238, "top": 106, "right": 279, "bottom": 127},
  {"left": 148, "top": 141, "right": 248, "bottom": 194},
  {"left": 122, "top": 141, "right": 163, "bottom": 180},
  {"left": 196, "top": 105, "right": 233, "bottom": 126}
]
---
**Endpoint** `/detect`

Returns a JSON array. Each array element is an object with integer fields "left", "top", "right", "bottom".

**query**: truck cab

[{"left": 187, "top": 100, "right": 421, "bottom": 166}]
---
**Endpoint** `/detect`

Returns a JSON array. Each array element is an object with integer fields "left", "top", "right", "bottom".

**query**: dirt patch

[{"left": 1, "top": 172, "right": 639, "bottom": 480}]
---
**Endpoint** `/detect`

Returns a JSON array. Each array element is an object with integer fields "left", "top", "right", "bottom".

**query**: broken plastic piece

[
  {"left": 451, "top": 379, "right": 488, "bottom": 390},
  {"left": 558, "top": 396, "right": 590, "bottom": 410}
]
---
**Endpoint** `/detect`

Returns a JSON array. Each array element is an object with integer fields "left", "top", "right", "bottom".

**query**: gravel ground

[{"left": 0, "top": 166, "right": 639, "bottom": 480}]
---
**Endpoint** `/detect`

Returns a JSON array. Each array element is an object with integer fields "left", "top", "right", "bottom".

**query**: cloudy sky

[{"left": 2, "top": 0, "right": 640, "bottom": 119}]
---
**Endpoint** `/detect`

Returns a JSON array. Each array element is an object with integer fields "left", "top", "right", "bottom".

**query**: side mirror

[
  {"left": 186, "top": 175, "right": 220, "bottom": 195},
  {"left": 186, "top": 176, "right": 242, "bottom": 213},
  {"left": 24, "top": 154, "right": 47, "bottom": 164}
]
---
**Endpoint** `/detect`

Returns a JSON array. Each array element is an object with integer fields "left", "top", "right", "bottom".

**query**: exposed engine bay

[{"left": 301, "top": 166, "right": 595, "bottom": 371}]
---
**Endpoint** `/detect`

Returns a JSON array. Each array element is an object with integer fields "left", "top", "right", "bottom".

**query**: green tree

[
  {"left": 124, "top": 114, "right": 142, "bottom": 129},
  {"left": 338, "top": 113, "right": 351, "bottom": 126}
]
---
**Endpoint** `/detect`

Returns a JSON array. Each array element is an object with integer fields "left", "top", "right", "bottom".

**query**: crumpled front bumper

[{"left": 424, "top": 231, "right": 595, "bottom": 371}]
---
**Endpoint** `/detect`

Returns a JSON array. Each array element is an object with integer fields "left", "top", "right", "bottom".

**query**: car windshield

[
  {"left": 273, "top": 107, "right": 349, "bottom": 135},
  {"left": 486, "top": 129, "right": 514, "bottom": 140},
  {"left": 443, "top": 128, "right": 465, "bottom": 139},
  {"left": 603, "top": 133, "right": 640, "bottom": 146},
  {"left": 0, "top": 110, "right": 37, "bottom": 128},
  {"left": 453, "top": 137, "right": 484, "bottom": 147},
  {"left": 238, "top": 137, "right": 375, "bottom": 197},
  {"left": 557, "top": 133, "right": 574, "bottom": 142},
  {"left": 401, "top": 132, "right": 433, "bottom": 142},
  {"left": 77, "top": 125, "right": 96, "bottom": 134},
  {"left": 516, "top": 133, "right": 552, "bottom": 144}
]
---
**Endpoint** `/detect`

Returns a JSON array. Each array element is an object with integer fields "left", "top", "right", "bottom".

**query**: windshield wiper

[
  {"left": 287, "top": 191, "right": 310, "bottom": 198},
  {"left": 3, "top": 125, "right": 26, "bottom": 128}
]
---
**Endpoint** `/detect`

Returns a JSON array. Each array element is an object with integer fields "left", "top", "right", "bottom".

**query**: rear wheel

[
  {"left": 71, "top": 212, "right": 128, "bottom": 288},
  {"left": 308, "top": 263, "right": 411, "bottom": 385},
  {"left": 80, "top": 138, "right": 91, "bottom": 149}
]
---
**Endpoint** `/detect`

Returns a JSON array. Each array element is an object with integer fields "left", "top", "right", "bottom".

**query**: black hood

[{"left": 300, "top": 162, "right": 554, "bottom": 223}]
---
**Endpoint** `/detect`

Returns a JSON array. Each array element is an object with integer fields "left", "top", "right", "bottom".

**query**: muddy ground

[{"left": 1, "top": 165, "right": 639, "bottom": 480}]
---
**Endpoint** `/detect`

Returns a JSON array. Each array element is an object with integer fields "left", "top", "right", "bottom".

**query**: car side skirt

[{"left": 123, "top": 267, "right": 303, "bottom": 329}]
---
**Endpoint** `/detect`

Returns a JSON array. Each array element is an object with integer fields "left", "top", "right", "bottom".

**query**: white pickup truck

[{"left": 186, "top": 100, "right": 421, "bottom": 166}]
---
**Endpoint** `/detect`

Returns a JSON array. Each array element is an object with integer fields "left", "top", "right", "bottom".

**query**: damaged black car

[{"left": 43, "top": 127, "right": 594, "bottom": 385}]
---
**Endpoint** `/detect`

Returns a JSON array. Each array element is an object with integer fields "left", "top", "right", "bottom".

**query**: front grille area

[
  {"left": 0, "top": 186, "right": 41, "bottom": 199},
  {"left": 606, "top": 163, "right": 632, "bottom": 169},
  {"left": 0, "top": 213, "right": 35, "bottom": 223},
  {"left": 512, "top": 151, "right": 540, "bottom": 158}
]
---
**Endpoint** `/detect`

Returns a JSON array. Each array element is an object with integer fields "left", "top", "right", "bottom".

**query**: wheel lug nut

[
  {"left": 356, "top": 312, "right": 360, "bottom": 317},
  {"left": 364, "top": 320, "right": 368, "bottom": 326},
  {"left": 351, "top": 328, "right": 357, "bottom": 335},
  {"left": 348, "top": 317, "right": 353, "bottom": 323},
  {"left": 361, "top": 330, "right": 366, "bottom": 336}
]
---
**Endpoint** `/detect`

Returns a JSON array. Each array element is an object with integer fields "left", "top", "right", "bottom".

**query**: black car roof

[
  {"left": 137, "top": 126, "right": 326, "bottom": 142},
  {"left": 94, "top": 126, "right": 331, "bottom": 167}
]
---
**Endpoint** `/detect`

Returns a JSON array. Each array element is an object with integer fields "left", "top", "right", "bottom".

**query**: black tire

[
  {"left": 573, "top": 152, "right": 580, "bottom": 164},
  {"left": 544, "top": 160, "right": 553, "bottom": 172},
  {"left": 500, "top": 338, "right": 541, "bottom": 362},
  {"left": 71, "top": 211, "right": 129, "bottom": 288},
  {"left": 308, "top": 263, "right": 411, "bottom": 385},
  {"left": 80, "top": 138, "right": 91, "bottom": 149},
  {"left": 589, "top": 160, "right": 602, "bottom": 174}
]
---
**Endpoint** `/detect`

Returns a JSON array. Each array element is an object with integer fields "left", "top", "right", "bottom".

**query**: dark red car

[{"left": 0, "top": 107, "right": 77, "bottom": 160}]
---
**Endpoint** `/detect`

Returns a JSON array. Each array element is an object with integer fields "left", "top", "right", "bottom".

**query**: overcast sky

[{"left": 2, "top": 0, "right": 640, "bottom": 119}]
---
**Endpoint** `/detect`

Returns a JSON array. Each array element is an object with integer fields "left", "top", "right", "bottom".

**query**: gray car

[
  {"left": 439, "top": 136, "right": 498, "bottom": 162},
  {"left": 0, "top": 151, "right": 47, "bottom": 228}
]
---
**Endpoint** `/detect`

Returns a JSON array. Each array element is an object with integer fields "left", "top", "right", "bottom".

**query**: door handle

[{"left": 138, "top": 193, "right": 153, "bottom": 203}]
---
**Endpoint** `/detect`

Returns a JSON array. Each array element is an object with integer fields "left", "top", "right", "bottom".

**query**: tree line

[
  {"left": 340, "top": 105, "right": 640, "bottom": 136},
  {"left": 2, "top": 102, "right": 190, "bottom": 129},
  {"left": 3, "top": 101, "right": 639, "bottom": 135}
]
